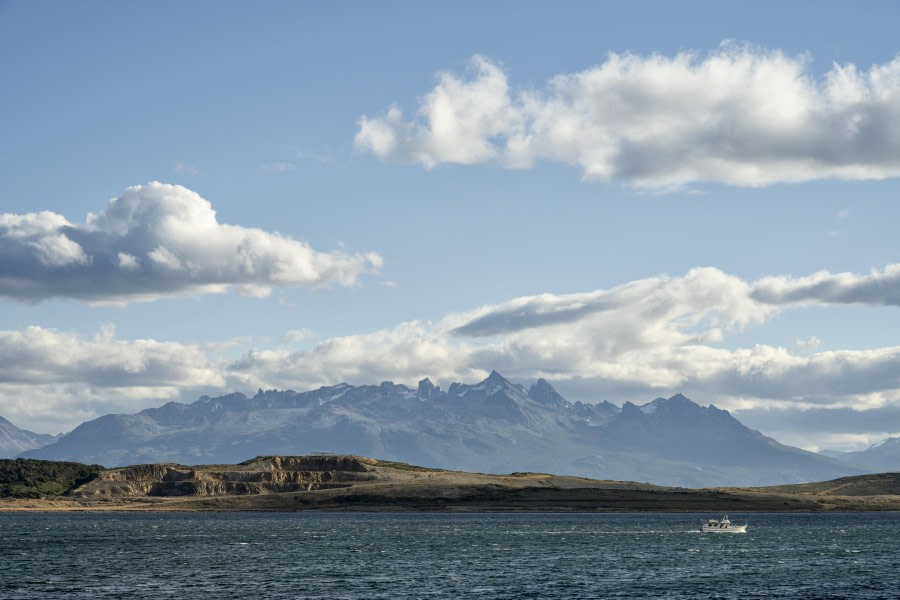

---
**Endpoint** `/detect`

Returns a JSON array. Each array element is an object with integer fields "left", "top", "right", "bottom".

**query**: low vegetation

[
  {"left": 366, "top": 458, "right": 447, "bottom": 473},
  {"left": 0, "top": 459, "right": 104, "bottom": 498}
]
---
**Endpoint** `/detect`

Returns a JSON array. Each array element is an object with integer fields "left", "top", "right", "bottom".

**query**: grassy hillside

[
  {"left": 752, "top": 471, "right": 900, "bottom": 496},
  {"left": 0, "top": 459, "right": 104, "bottom": 498}
]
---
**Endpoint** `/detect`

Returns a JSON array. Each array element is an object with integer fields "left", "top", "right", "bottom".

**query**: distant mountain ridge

[
  {"left": 21, "top": 371, "right": 865, "bottom": 487},
  {"left": 821, "top": 438, "right": 900, "bottom": 472},
  {"left": 0, "top": 416, "right": 60, "bottom": 458}
]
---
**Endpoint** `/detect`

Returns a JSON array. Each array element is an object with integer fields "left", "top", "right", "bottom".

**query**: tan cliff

[{"left": 72, "top": 455, "right": 379, "bottom": 498}]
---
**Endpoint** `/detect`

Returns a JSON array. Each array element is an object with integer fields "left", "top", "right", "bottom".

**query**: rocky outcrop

[
  {"left": 242, "top": 455, "right": 372, "bottom": 473},
  {"left": 70, "top": 455, "right": 377, "bottom": 498}
]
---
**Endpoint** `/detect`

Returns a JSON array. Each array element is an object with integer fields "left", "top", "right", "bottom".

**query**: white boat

[{"left": 700, "top": 515, "right": 747, "bottom": 533}]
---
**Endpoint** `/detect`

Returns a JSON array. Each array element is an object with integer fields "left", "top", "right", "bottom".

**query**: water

[{"left": 2, "top": 512, "right": 898, "bottom": 598}]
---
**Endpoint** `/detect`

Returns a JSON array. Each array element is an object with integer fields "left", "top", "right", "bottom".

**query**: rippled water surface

[{"left": 2, "top": 512, "right": 898, "bottom": 598}]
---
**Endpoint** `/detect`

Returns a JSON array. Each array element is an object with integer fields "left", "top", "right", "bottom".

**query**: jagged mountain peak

[
  {"left": 527, "top": 378, "right": 569, "bottom": 408},
  {"left": 619, "top": 401, "right": 645, "bottom": 417},
  {"left": 447, "top": 370, "right": 520, "bottom": 397},
  {"left": 417, "top": 377, "right": 436, "bottom": 399},
  {"left": 637, "top": 393, "right": 702, "bottom": 415},
  {"left": 530, "top": 377, "right": 554, "bottom": 392},
  {"left": 195, "top": 392, "right": 250, "bottom": 412},
  {"left": 483, "top": 370, "right": 513, "bottom": 386},
  {"left": 667, "top": 393, "right": 692, "bottom": 403}
]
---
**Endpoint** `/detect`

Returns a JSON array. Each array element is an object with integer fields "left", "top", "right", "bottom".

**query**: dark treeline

[{"left": 0, "top": 458, "right": 103, "bottom": 498}]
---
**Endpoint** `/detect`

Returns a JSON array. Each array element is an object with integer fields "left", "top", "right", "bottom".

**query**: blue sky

[{"left": 2, "top": 1, "right": 900, "bottom": 450}]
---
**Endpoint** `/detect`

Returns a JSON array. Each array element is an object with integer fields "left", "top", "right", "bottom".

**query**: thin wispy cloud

[
  {"left": 261, "top": 162, "right": 299, "bottom": 173},
  {"left": 174, "top": 161, "right": 201, "bottom": 176},
  {"left": 795, "top": 336, "right": 822, "bottom": 352},
  {"left": 356, "top": 46, "right": 900, "bottom": 188},
  {"left": 0, "top": 182, "right": 383, "bottom": 305}
]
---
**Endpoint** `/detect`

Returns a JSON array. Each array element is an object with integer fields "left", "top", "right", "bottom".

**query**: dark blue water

[{"left": 2, "top": 512, "right": 898, "bottom": 598}]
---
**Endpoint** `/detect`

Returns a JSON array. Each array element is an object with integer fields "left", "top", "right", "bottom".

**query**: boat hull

[{"left": 701, "top": 524, "right": 747, "bottom": 533}]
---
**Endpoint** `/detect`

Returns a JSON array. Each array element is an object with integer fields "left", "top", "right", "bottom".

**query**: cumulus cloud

[
  {"left": 0, "top": 325, "right": 224, "bottom": 432},
  {"left": 0, "top": 182, "right": 382, "bottom": 304},
  {"left": 355, "top": 46, "right": 900, "bottom": 188},
  {"left": 0, "top": 325, "right": 221, "bottom": 388},
  {"left": 224, "top": 321, "right": 483, "bottom": 394}
]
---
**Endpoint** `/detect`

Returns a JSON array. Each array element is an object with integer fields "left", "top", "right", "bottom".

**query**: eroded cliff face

[{"left": 70, "top": 455, "right": 378, "bottom": 498}]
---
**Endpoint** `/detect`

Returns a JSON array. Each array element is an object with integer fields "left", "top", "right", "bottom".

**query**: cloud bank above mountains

[
  {"left": 0, "top": 182, "right": 382, "bottom": 305},
  {"left": 355, "top": 46, "right": 900, "bottom": 188},
  {"left": 3, "top": 264, "right": 900, "bottom": 444}
]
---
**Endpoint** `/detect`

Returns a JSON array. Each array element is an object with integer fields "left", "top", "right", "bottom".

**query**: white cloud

[
  {"left": 0, "top": 325, "right": 224, "bottom": 432},
  {"left": 5, "top": 264, "right": 900, "bottom": 446},
  {"left": 751, "top": 263, "right": 900, "bottom": 306},
  {"left": 216, "top": 266, "right": 900, "bottom": 441},
  {"left": 795, "top": 336, "right": 822, "bottom": 352},
  {"left": 220, "top": 266, "right": 900, "bottom": 412},
  {"left": 0, "top": 211, "right": 72, "bottom": 237},
  {"left": 117, "top": 252, "right": 140, "bottom": 271},
  {"left": 0, "top": 182, "right": 382, "bottom": 305},
  {"left": 30, "top": 234, "right": 89, "bottom": 267},
  {"left": 0, "top": 325, "right": 222, "bottom": 388},
  {"left": 356, "top": 47, "right": 900, "bottom": 188},
  {"left": 449, "top": 267, "right": 768, "bottom": 341}
]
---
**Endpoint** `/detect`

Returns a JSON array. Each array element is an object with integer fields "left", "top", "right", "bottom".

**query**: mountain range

[
  {"left": 820, "top": 438, "right": 900, "bottom": 472},
  {"left": 6, "top": 371, "right": 876, "bottom": 487}
]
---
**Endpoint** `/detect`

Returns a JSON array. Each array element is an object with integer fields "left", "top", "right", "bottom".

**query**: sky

[{"left": 2, "top": 0, "right": 900, "bottom": 451}]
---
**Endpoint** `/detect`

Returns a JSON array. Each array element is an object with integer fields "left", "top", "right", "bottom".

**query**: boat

[{"left": 700, "top": 515, "right": 747, "bottom": 533}]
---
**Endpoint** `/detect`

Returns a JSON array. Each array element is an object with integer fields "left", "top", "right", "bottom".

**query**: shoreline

[
  {"left": 4, "top": 493, "right": 900, "bottom": 513},
  {"left": 4, "top": 456, "right": 898, "bottom": 513}
]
